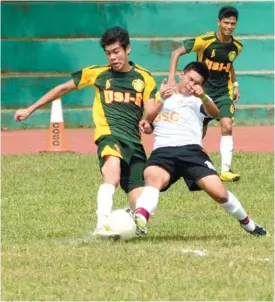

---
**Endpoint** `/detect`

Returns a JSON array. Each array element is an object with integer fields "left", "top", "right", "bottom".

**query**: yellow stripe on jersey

[
  {"left": 228, "top": 69, "right": 234, "bottom": 100},
  {"left": 134, "top": 66, "right": 157, "bottom": 102},
  {"left": 93, "top": 87, "right": 111, "bottom": 141},
  {"left": 190, "top": 33, "right": 215, "bottom": 49},
  {"left": 77, "top": 65, "right": 111, "bottom": 89},
  {"left": 134, "top": 63, "right": 151, "bottom": 74},
  {"left": 191, "top": 34, "right": 216, "bottom": 62},
  {"left": 233, "top": 40, "right": 243, "bottom": 56}
]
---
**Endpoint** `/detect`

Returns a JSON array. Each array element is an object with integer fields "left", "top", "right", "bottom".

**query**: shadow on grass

[
  {"left": 68, "top": 233, "right": 228, "bottom": 246},
  {"left": 130, "top": 234, "right": 228, "bottom": 243}
]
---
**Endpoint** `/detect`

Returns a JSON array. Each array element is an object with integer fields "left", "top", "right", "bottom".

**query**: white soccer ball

[{"left": 107, "top": 209, "right": 137, "bottom": 240}]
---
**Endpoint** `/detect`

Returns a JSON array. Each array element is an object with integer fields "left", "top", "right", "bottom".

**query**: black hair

[
  {"left": 183, "top": 62, "right": 209, "bottom": 83},
  {"left": 100, "top": 26, "right": 130, "bottom": 50},
  {"left": 218, "top": 6, "right": 239, "bottom": 21}
]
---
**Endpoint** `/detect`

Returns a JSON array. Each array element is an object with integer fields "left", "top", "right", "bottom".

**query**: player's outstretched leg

[{"left": 197, "top": 175, "right": 268, "bottom": 236}]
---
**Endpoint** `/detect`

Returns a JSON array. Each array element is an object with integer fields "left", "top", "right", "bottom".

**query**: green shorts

[
  {"left": 203, "top": 95, "right": 235, "bottom": 127},
  {"left": 96, "top": 135, "right": 146, "bottom": 193}
]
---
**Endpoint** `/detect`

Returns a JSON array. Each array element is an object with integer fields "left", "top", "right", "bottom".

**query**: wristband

[
  {"left": 233, "top": 81, "right": 239, "bottom": 87},
  {"left": 159, "top": 97, "right": 166, "bottom": 104},
  {"left": 200, "top": 94, "right": 210, "bottom": 102}
]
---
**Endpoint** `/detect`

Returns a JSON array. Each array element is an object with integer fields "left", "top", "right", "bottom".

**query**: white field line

[
  {"left": 32, "top": 238, "right": 273, "bottom": 262},
  {"left": 173, "top": 247, "right": 272, "bottom": 262},
  {"left": 181, "top": 249, "right": 208, "bottom": 256}
]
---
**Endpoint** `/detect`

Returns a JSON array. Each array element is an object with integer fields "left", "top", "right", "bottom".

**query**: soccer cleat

[
  {"left": 240, "top": 224, "right": 269, "bottom": 237},
  {"left": 220, "top": 170, "right": 240, "bottom": 182},
  {"left": 127, "top": 210, "right": 148, "bottom": 237},
  {"left": 92, "top": 227, "right": 120, "bottom": 240},
  {"left": 134, "top": 214, "right": 148, "bottom": 237}
]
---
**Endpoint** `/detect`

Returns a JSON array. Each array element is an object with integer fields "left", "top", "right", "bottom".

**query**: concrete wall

[{"left": 1, "top": 1, "right": 274, "bottom": 128}]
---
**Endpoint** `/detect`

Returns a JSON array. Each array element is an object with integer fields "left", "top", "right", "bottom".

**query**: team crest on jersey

[
  {"left": 105, "top": 79, "right": 112, "bottom": 89},
  {"left": 132, "top": 79, "right": 145, "bottom": 92},
  {"left": 210, "top": 49, "right": 216, "bottom": 58},
  {"left": 228, "top": 51, "right": 236, "bottom": 62}
]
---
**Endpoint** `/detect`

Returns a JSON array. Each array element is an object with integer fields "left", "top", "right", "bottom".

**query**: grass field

[{"left": 1, "top": 152, "right": 274, "bottom": 301}]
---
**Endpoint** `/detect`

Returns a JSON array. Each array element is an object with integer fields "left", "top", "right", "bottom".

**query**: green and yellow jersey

[
  {"left": 72, "top": 62, "right": 157, "bottom": 144},
  {"left": 183, "top": 32, "right": 243, "bottom": 100}
]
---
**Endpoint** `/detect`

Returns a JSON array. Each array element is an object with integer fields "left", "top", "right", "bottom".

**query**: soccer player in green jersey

[
  {"left": 14, "top": 26, "right": 160, "bottom": 239},
  {"left": 168, "top": 6, "right": 242, "bottom": 182}
]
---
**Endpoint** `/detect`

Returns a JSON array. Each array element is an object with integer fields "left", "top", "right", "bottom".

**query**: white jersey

[{"left": 153, "top": 94, "right": 211, "bottom": 150}]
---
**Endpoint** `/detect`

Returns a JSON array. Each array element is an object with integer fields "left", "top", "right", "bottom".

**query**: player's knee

[
  {"left": 221, "top": 120, "right": 233, "bottom": 135},
  {"left": 144, "top": 166, "right": 168, "bottom": 189},
  {"left": 101, "top": 166, "right": 120, "bottom": 186},
  {"left": 213, "top": 190, "right": 228, "bottom": 203}
]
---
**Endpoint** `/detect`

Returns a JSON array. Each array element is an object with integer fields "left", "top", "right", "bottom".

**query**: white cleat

[{"left": 92, "top": 227, "right": 120, "bottom": 240}]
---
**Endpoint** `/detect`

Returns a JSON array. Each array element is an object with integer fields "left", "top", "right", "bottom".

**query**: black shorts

[{"left": 146, "top": 144, "right": 218, "bottom": 192}]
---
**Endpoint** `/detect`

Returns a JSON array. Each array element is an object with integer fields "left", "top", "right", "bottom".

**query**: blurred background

[{"left": 1, "top": 0, "right": 274, "bottom": 129}]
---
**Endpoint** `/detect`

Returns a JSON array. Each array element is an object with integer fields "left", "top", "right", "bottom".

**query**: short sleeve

[
  {"left": 183, "top": 37, "right": 206, "bottom": 53},
  {"left": 71, "top": 65, "right": 108, "bottom": 89},
  {"left": 143, "top": 74, "right": 158, "bottom": 102}
]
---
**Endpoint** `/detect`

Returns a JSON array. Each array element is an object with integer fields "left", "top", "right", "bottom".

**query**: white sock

[
  {"left": 220, "top": 191, "right": 256, "bottom": 231},
  {"left": 96, "top": 184, "right": 116, "bottom": 229},
  {"left": 220, "top": 136, "right": 233, "bottom": 173},
  {"left": 135, "top": 186, "right": 160, "bottom": 217}
]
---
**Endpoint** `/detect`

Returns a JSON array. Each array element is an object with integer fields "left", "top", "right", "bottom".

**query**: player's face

[
  {"left": 104, "top": 42, "right": 130, "bottom": 72},
  {"left": 178, "top": 70, "right": 204, "bottom": 95},
  {"left": 218, "top": 16, "right": 237, "bottom": 36}
]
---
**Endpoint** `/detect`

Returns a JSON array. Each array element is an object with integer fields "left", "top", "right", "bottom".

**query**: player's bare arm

[
  {"left": 193, "top": 85, "right": 219, "bottom": 118},
  {"left": 14, "top": 79, "right": 77, "bottom": 121},
  {"left": 168, "top": 46, "right": 187, "bottom": 87},
  {"left": 230, "top": 65, "right": 240, "bottom": 102},
  {"left": 139, "top": 120, "right": 154, "bottom": 135},
  {"left": 144, "top": 79, "right": 173, "bottom": 123},
  {"left": 143, "top": 98, "right": 163, "bottom": 124},
  {"left": 160, "top": 79, "right": 174, "bottom": 100}
]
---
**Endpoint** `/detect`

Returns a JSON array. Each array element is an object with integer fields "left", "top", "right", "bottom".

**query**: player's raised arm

[
  {"left": 142, "top": 72, "right": 166, "bottom": 123},
  {"left": 168, "top": 35, "right": 208, "bottom": 88},
  {"left": 193, "top": 85, "right": 219, "bottom": 119},
  {"left": 14, "top": 79, "right": 77, "bottom": 122},
  {"left": 168, "top": 46, "right": 187, "bottom": 88},
  {"left": 144, "top": 79, "right": 174, "bottom": 123},
  {"left": 143, "top": 97, "right": 163, "bottom": 124}
]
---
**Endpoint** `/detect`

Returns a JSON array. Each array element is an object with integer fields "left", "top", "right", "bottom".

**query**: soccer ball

[{"left": 107, "top": 209, "right": 137, "bottom": 240}]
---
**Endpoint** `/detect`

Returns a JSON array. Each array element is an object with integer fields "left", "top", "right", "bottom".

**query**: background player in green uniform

[
  {"left": 14, "top": 26, "right": 161, "bottom": 238},
  {"left": 168, "top": 6, "right": 242, "bottom": 182}
]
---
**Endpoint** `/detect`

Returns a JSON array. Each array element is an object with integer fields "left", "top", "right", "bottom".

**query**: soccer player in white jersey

[{"left": 133, "top": 62, "right": 267, "bottom": 237}]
